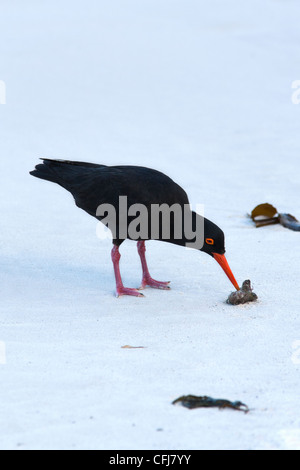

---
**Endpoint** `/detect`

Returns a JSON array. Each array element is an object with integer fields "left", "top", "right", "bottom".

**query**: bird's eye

[{"left": 206, "top": 238, "right": 214, "bottom": 245}]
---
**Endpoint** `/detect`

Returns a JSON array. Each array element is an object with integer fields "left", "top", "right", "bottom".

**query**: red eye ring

[{"left": 206, "top": 238, "right": 214, "bottom": 245}]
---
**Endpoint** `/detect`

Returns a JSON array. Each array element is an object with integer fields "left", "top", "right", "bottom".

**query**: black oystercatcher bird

[{"left": 30, "top": 159, "right": 240, "bottom": 297}]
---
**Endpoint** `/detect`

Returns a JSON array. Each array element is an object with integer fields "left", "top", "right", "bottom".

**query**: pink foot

[
  {"left": 116, "top": 286, "right": 144, "bottom": 298},
  {"left": 139, "top": 276, "right": 171, "bottom": 290}
]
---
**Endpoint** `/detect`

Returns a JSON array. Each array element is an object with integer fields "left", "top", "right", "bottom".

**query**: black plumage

[{"left": 30, "top": 159, "right": 239, "bottom": 297}]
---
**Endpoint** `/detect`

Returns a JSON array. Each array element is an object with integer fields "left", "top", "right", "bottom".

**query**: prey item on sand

[{"left": 227, "top": 280, "right": 258, "bottom": 305}]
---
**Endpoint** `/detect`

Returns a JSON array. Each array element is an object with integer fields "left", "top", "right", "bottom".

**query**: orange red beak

[{"left": 213, "top": 253, "right": 240, "bottom": 291}]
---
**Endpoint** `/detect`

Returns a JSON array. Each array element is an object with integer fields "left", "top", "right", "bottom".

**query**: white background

[{"left": 0, "top": 0, "right": 300, "bottom": 450}]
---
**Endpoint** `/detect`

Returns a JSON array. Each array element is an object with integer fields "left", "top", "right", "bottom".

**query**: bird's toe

[
  {"left": 140, "top": 277, "right": 171, "bottom": 290},
  {"left": 116, "top": 287, "right": 145, "bottom": 298}
]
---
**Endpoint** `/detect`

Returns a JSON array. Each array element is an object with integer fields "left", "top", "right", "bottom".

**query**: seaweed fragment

[
  {"left": 250, "top": 203, "right": 300, "bottom": 231},
  {"left": 172, "top": 395, "right": 249, "bottom": 413},
  {"left": 278, "top": 213, "right": 300, "bottom": 231}
]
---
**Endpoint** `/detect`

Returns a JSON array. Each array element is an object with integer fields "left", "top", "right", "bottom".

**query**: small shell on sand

[{"left": 227, "top": 280, "right": 258, "bottom": 305}]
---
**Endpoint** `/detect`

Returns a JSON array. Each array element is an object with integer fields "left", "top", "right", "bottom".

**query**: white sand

[{"left": 0, "top": 0, "right": 299, "bottom": 450}]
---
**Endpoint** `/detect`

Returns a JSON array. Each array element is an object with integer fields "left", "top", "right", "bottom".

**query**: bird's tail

[
  {"left": 30, "top": 160, "right": 59, "bottom": 184},
  {"left": 30, "top": 158, "right": 105, "bottom": 190}
]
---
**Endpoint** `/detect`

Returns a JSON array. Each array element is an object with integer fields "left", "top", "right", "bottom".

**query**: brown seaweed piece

[
  {"left": 172, "top": 395, "right": 249, "bottom": 413},
  {"left": 227, "top": 280, "right": 258, "bottom": 305},
  {"left": 250, "top": 203, "right": 300, "bottom": 231}
]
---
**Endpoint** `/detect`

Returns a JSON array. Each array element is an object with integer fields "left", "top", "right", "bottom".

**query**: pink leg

[
  {"left": 137, "top": 241, "right": 170, "bottom": 290},
  {"left": 111, "top": 245, "right": 144, "bottom": 297}
]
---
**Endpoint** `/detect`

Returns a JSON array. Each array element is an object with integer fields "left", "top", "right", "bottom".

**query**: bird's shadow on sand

[{"left": 0, "top": 253, "right": 113, "bottom": 296}]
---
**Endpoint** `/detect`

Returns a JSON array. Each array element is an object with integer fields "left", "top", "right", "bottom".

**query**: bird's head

[{"left": 201, "top": 218, "right": 240, "bottom": 291}]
